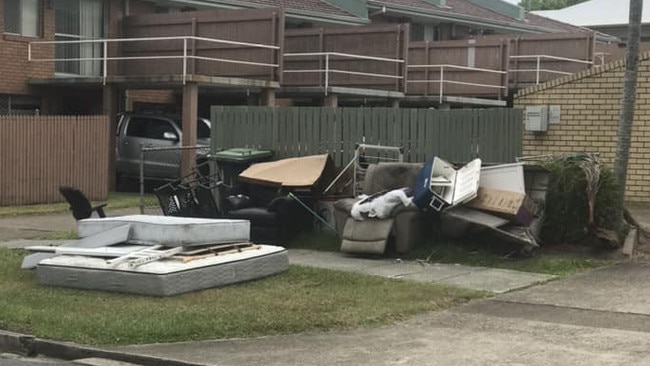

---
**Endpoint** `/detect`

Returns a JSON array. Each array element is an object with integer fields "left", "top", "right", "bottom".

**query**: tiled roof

[
  {"left": 525, "top": 12, "right": 589, "bottom": 33},
  {"left": 216, "top": 0, "right": 590, "bottom": 34},
  {"left": 223, "top": 0, "right": 359, "bottom": 18},
  {"left": 371, "top": 0, "right": 589, "bottom": 33}
]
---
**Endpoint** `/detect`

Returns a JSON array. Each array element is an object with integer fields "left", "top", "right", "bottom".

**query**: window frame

[{"left": 3, "top": 0, "right": 43, "bottom": 38}]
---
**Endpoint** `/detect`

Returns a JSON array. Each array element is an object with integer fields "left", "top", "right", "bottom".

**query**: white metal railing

[
  {"left": 509, "top": 54, "right": 594, "bottom": 85},
  {"left": 406, "top": 64, "right": 507, "bottom": 103},
  {"left": 283, "top": 52, "right": 404, "bottom": 94},
  {"left": 28, "top": 36, "right": 281, "bottom": 85}
]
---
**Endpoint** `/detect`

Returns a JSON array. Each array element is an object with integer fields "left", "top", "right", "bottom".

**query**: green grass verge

[
  {"left": 403, "top": 241, "right": 612, "bottom": 277},
  {"left": 0, "top": 192, "right": 150, "bottom": 218},
  {"left": 288, "top": 233, "right": 612, "bottom": 277},
  {"left": 0, "top": 248, "right": 486, "bottom": 346}
]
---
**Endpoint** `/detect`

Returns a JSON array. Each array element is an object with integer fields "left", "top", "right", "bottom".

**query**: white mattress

[
  {"left": 78, "top": 215, "right": 250, "bottom": 247},
  {"left": 36, "top": 245, "right": 288, "bottom": 296}
]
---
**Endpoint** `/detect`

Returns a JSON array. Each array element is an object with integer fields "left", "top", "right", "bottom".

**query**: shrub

[{"left": 541, "top": 158, "right": 623, "bottom": 245}]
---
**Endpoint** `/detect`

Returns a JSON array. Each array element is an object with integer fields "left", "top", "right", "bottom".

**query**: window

[
  {"left": 0, "top": 94, "right": 41, "bottom": 115},
  {"left": 3, "top": 0, "right": 42, "bottom": 37},
  {"left": 197, "top": 120, "right": 211, "bottom": 139},
  {"left": 409, "top": 23, "right": 439, "bottom": 42},
  {"left": 55, "top": 0, "right": 104, "bottom": 75},
  {"left": 173, "top": 117, "right": 212, "bottom": 139},
  {"left": 125, "top": 117, "right": 149, "bottom": 138},
  {"left": 126, "top": 117, "right": 178, "bottom": 140}
]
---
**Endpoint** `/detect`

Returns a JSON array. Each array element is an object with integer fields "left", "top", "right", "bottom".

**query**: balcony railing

[
  {"left": 406, "top": 64, "right": 507, "bottom": 102},
  {"left": 283, "top": 52, "right": 405, "bottom": 94},
  {"left": 29, "top": 36, "right": 281, "bottom": 84},
  {"left": 509, "top": 54, "right": 594, "bottom": 85}
]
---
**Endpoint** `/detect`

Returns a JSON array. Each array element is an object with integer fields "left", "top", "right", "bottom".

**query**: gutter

[
  {"left": 594, "top": 31, "right": 622, "bottom": 44},
  {"left": 366, "top": 1, "right": 578, "bottom": 34}
]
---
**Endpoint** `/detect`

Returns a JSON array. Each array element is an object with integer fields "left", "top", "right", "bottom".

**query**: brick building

[
  {"left": 514, "top": 53, "right": 650, "bottom": 203},
  {"left": 0, "top": 0, "right": 597, "bottom": 116}
]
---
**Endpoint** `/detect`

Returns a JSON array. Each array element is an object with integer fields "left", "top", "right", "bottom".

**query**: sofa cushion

[
  {"left": 333, "top": 197, "right": 357, "bottom": 213},
  {"left": 364, "top": 163, "right": 424, "bottom": 194},
  {"left": 340, "top": 217, "right": 394, "bottom": 255}
]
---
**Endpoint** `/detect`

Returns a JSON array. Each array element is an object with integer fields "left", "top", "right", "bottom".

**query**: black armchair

[
  {"left": 222, "top": 184, "right": 307, "bottom": 245},
  {"left": 58, "top": 186, "right": 107, "bottom": 220}
]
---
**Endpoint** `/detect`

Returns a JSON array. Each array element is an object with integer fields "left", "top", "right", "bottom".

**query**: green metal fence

[{"left": 211, "top": 107, "right": 523, "bottom": 166}]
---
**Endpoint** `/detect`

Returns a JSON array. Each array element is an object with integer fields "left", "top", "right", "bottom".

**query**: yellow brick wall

[{"left": 514, "top": 57, "right": 650, "bottom": 203}]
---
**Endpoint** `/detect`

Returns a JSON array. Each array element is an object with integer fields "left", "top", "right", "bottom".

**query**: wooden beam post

[
  {"left": 103, "top": 84, "right": 118, "bottom": 191},
  {"left": 324, "top": 93, "right": 338, "bottom": 108},
  {"left": 261, "top": 88, "right": 276, "bottom": 107},
  {"left": 181, "top": 82, "right": 198, "bottom": 178}
]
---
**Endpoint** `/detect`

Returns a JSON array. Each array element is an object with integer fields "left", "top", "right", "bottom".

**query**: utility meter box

[{"left": 524, "top": 106, "right": 549, "bottom": 132}]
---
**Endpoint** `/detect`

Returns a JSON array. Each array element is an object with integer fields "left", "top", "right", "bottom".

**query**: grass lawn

[
  {"left": 0, "top": 248, "right": 486, "bottom": 346},
  {"left": 288, "top": 233, "right": 612, "bottom": 277},
  {"left": 405, "top": 241, "right": 613, "bottom": 277},
  {"left": 0, "top": 199, "right": 612, "bottom": 346},
  {"left": 0, "top": 192, "right": 149, "bottom": 218}
]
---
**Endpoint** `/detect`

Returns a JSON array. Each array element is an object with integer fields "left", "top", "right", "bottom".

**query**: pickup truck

[{"left": 115, "top": 113, "right": 211, "bottom": 183}]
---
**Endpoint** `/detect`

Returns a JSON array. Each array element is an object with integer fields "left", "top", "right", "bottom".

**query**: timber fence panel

[
  {"left": 425, "top": 110, "right": 438, "bottom": 160},
  {"left": 209, "top": 107, "right": 521, "bottom": 167},
  {"left": 338, "top": 109, "right": 356, "bottom": 165},
  {"left": 0, "top": 115, "right": 109, "bottom": 206},
  {"left": 322, "top": 107, "right": 340, "bottom": 166},
  {"left": 298, "top": 107, "right": 310, "bottom": 156},
  {"left": 395, "top": 109, "right": 410, "bottom": 161}
]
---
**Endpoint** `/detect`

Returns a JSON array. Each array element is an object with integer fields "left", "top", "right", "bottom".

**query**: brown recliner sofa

[{"left": 333, "top": 162, "right": 426, "bottom": 254}]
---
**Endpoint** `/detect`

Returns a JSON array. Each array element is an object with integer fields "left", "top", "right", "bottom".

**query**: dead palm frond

[{"left": 560, "top": 153, "right": 601, "bottom": 227}]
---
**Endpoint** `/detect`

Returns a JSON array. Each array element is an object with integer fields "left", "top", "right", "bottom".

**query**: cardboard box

[{"left": 467, "top": 187, "right": 535, "bottom": 225}]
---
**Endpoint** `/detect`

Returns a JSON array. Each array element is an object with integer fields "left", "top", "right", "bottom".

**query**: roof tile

[
  {"left": 224, "top": 0, "right": 589, "bottom": 34},
  {"left": 234, "top": 0, "right": 357, "bottom": 18}
]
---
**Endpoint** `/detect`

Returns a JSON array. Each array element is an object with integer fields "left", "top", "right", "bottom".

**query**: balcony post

[
  {"left": 439, "top": 66, "right": 444, "bottom": 104},
  {"left": 103, "top": 40, "right": 108, "bottom": 85},
  {"left": 325, "top": 53, "right": 330, "bottom": 95},
  {"left": 183, "top": 38, "right": 188, "bottom": 84}
]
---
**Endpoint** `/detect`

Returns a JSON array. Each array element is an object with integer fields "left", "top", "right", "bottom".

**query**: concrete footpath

[
  {"left": 0, "top": 208, "right": 140, "bottom": 242},
  {"left": 3, "top": 209, "right": 650, "bottom": 365},
  {"left": 112, "top": 263, "right": 650, "bottom": 366}
]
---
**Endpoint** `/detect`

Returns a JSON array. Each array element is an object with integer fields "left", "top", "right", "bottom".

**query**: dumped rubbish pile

[
  {"left": 439, "top": 161, "right": 548, "bottom": 254},
  {"left": 333, "top": 154, "right": 549, "bottom": 255}
]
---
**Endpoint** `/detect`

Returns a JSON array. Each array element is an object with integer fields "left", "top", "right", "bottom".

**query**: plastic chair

[
  {"left": 154, "top": 182, "right": 183, "bottom": 216},
  {"left": 58, "top": 186, "right": 107, "bottom": 220}
]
